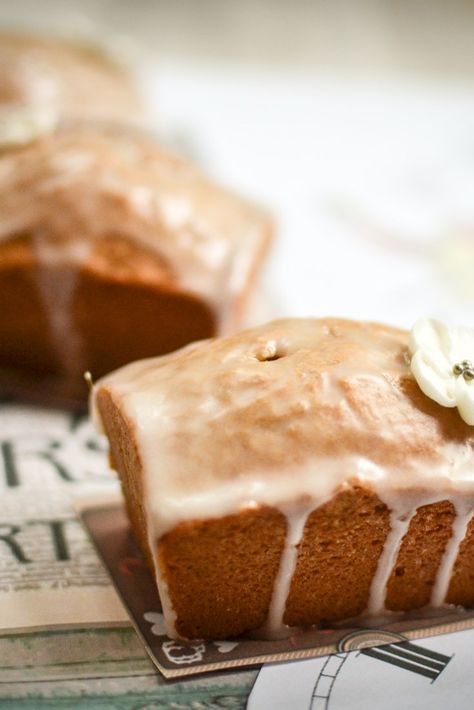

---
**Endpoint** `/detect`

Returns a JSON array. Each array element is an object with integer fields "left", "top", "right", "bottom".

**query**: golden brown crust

[
  {"left": 284, "top": 488, "right": 390, "bottom": 626},
  {"left": 75, "top": 259, "right": 216, "bottom": 379},
  {"left": 0, "top": 233, "right": 216, "bottom": 394},
  {"left": 160, "top": 509, "right": 287, "bottom": 639},
  {"left": 385, "top": 501, "right": 455, "bottom": 611},
  {"left": 0, "top": 234, "right": 60, "bottom": 376},
  {"left": 96, "top": 387, "right": 154, "bottom": 570}
]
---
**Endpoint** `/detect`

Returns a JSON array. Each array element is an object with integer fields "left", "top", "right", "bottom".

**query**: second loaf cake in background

[
  {"left": 0, "top": 122, "right": 272, "bottom": 400},
  {"left": 92, "top": 317, "right": 474, "bottom": 640}
]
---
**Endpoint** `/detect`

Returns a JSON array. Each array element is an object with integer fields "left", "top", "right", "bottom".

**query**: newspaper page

[{"left": 0, "top": 401, "right": 127, "bottom": 633}]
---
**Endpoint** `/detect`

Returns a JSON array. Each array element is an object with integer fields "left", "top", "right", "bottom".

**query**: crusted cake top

[{"left": 93, "top": 318, "right": 474, "bottom": 534}]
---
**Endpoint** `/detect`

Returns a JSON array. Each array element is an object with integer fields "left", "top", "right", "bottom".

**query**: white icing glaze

[
  {"left": 431, "top": 498, "right": 474, "bottom": 607},
  {"left": 263, "top": 503, "right": 313, "bottom": 639},
  {"left": 32, "top": 232, "right": 91, "bottom": 376},
  {"left": 143, "top": 499, "right": 178, "bottom": 639},
  {"left": 92, "top": 318, "right": 474, "bottom": 638},
  {"left": 367, "top": 506, "right": 415, "bottom": 615}
]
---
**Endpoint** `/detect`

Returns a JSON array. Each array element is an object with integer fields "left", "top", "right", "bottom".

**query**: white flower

[{"left": 409, "top": 318, "right": 474, "bottom": 425}]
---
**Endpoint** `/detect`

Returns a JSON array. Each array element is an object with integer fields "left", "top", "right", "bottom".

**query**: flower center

[{"left": 453, "top": 360, "right": 474, "bottom": 381}]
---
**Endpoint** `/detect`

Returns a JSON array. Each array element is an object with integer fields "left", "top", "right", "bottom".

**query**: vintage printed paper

[{"left": 0, "top": 402, "right": 127, "bottom": 632}]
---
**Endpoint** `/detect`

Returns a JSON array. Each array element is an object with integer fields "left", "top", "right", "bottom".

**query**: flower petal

[
  {"left": 409, "top": 318, "right": 451, "bottom": 360},
  {"left": 455, "top": 378, "right": 474, "bottom": 425},
  {"left": 410, "top": 349, "right": 456, "bottom": 407},
  {"left": 449, "top": 324, "right": 474, "bottom": 366}
]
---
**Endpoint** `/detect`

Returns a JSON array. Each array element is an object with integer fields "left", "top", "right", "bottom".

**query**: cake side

[
  {"left": 160, "top": 489, "right": 474, "bottom": 639},
  {"left": 93, "top": 317, "right": 474, "bottom": 639},
  {"left": 96, "top": 387, "right": 155, "bottom": 572},
  {"left": 283, "top": 487, "right": 391, "bottom": 627},
  {"left": 0, "top": 233, "right": 216, "bottom": 392},
  {"left": 159, "top": 510, "right": 287, "bottom": 639},
  {"left": 0, "top": 233, "right": 61, "bottom": 377},
  {"left": 384, "top": 500, "right": 456, "bottom": 611}
]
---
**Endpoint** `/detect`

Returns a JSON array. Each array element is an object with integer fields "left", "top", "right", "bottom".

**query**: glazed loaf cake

[
  {"left": 92, "top": 318, "right": 474, "bottom": 640},
  {"left": 0, "top": 123, "right": 271, "bottom": 399}
]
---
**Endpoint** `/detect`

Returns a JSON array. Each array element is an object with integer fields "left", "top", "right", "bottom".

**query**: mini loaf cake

[
  {"left": 92, "top": 317, "right": 474, "bottom": 641},
  {"left": 0, "top": 33, "right": 141, "bottom": 131},
  {"left": 0, "top": 123, "right": 271, "bottom": 399}
]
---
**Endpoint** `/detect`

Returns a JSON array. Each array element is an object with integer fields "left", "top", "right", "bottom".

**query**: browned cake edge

[
  {"left": 96, "top": 388, "right": 154, "bottom": 570},
  {"left": 385, "top": 500, "right": 456, "bottom": 611}
]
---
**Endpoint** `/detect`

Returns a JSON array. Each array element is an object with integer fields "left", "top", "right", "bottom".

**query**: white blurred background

[{"left": 2, "top": 0, "right": 474, "bottom": 328}]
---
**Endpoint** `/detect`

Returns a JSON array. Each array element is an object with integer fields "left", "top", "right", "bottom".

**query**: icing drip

[
  {"left": 431, "top": 500, "right": 474, "bottom": 607},
  {"left": 32, "top": 234, "right": 90, "bottom": 377},
  {"left": 143, "top": 495, "right": 178, "bottom": 639},
  {"left": 263, "top": 505, "right": 312, "bottom": 639},
  {"left": 367, "top": 506, "right": 415, "bottom": 615}
]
